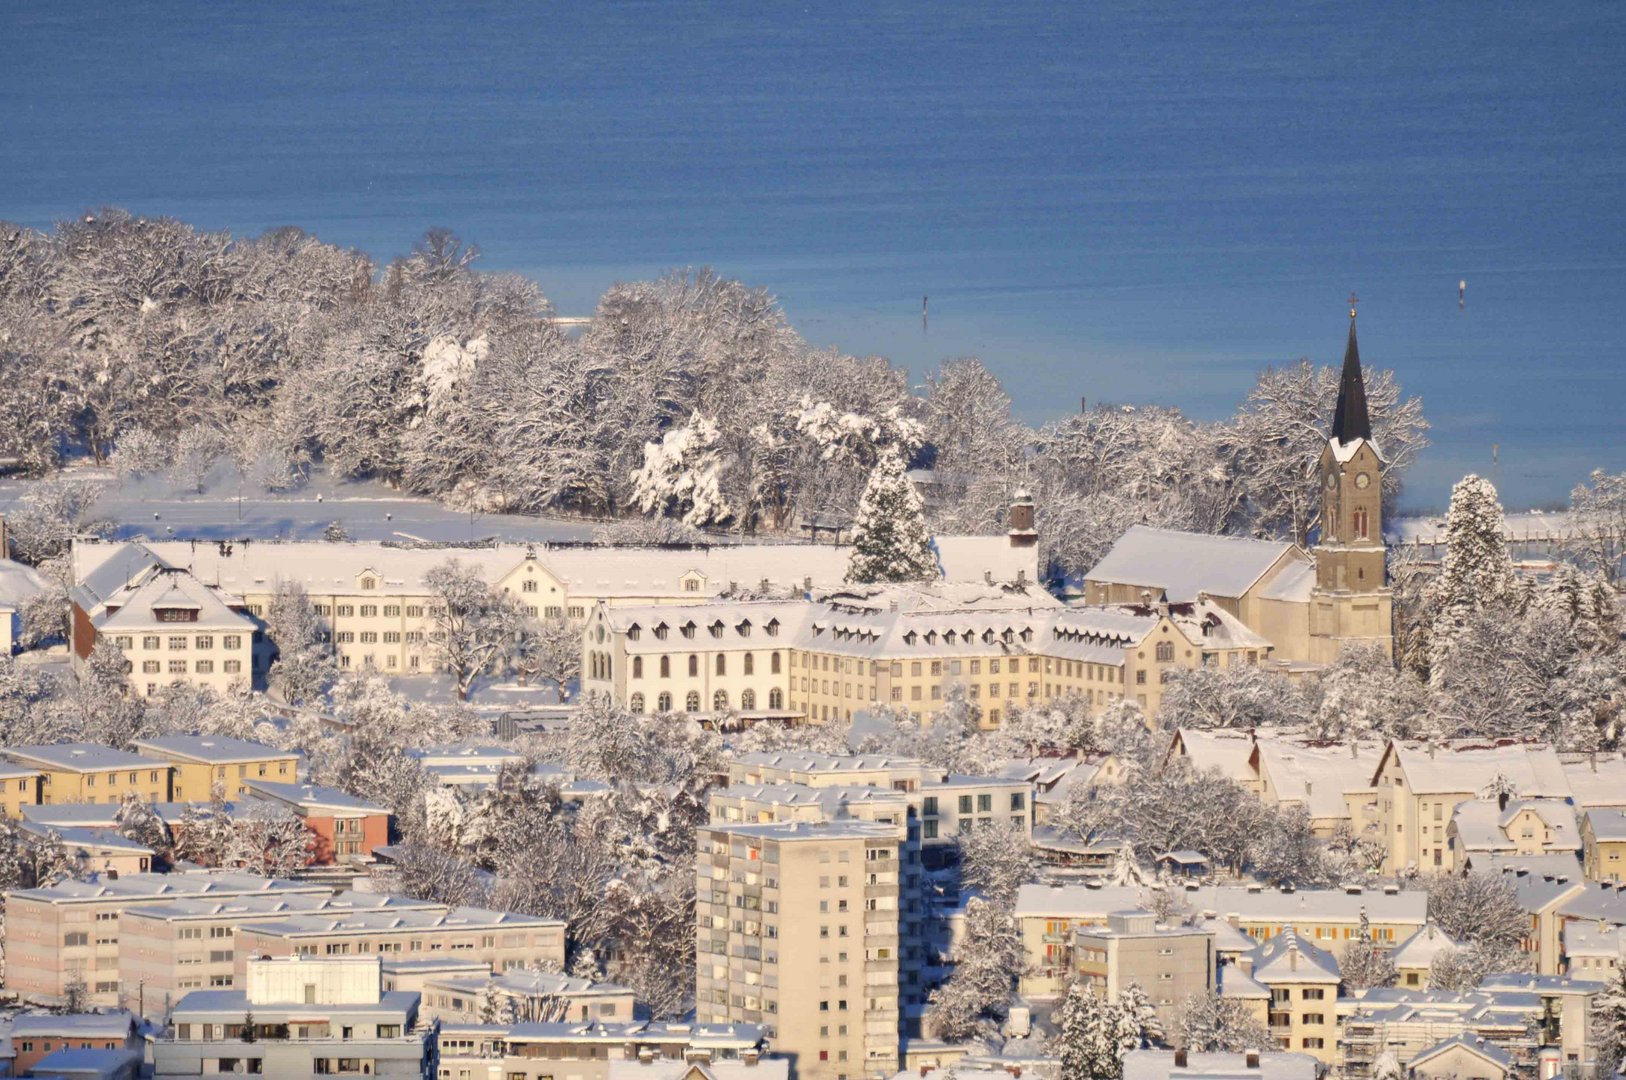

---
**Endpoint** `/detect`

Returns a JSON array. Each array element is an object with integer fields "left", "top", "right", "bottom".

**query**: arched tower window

[
  {"left": 685, "top": 691, "right": 701, "bottom": 712},
  {"left": 1352, "top": 506, "right": 1369, "bottom": 540}
]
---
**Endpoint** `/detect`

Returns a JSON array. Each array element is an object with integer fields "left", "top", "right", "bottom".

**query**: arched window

[
  {"left": 741, "top": 689, "right": 756, "bottom": 710},
  {"left": 1353, "top": 507, "right": 1369, "bottom": 540},
  {"left": 716, "top": 654, "right": 727, "bottom": 676},
  {"left": 659, "top": 655, "right": 670, "bottom": 678},
  {"left": 688, "top": 655, "right": 699, "bottom": 677},
  {"left": 685, "top": 691, "right": 701, "bottom": 712},
  {"left": 1155, "top": 641, "right": 1174, "bottom": 662},
  {"left": 769, "top": 688, "right": 783, "bottom": 710},
  {"left": 632, "top": 656, "right": 643, "bottom": 679},
  {"left": 771, "top": 652, "right": 782, "bottom": 674},
  {"left": 657, "top": 692, "right": 672, "bottom": 712},
  {"left": 629, "top": 693, "right": 645, "bottom": 713},
  {"left": 743, "top": 653, "right": 754, "bottom": 676},
  {"left": 714, "top": 690, "right": 730, "bottom": 710}
]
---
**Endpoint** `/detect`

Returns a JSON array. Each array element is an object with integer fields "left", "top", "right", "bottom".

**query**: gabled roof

[
  {"left": 1372, "top": 742, "right": 1571, "bottom": 797},
  {"left": 241, "top": 779, "right": 385, "bottom": 815},
  {"left": 1584, "top": 808, "right": 1626, "bottom": 842},
  {"left": 1409, "top": 1033, "right": 1511, "bottom": 1072},
  {"left": 132, "top": 734, "right": 296, "bottom": 765},
  {"left": 1084, "top": 525, "right": 1303, "bottom": 603},
  {"left": 94, "top": 566, "right": 254, "bottom": 632},
  {"left": 1245, "top": 927, "right": 1341, "bottom": 983},
  {"left": 1390, "top": 924, "right": 1460, "bottom": 968}
]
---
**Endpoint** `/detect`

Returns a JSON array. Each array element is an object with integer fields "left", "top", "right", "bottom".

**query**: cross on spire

[{"left": 1349, "top": 291, "right": 1358, "bottom": 319}]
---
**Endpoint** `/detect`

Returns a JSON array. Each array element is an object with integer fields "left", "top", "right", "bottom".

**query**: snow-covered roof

[
  {"left": 239, "top": 905, "right": 563, "bottom": 938},
  {"left": 1451, "top": 798, "right": 1579, "bottom": 855},
  {"left": 1122, "top": 1050, "right": 1319, "bottom": 1080},
  {"left": 1379, "top": 743, "right": 1571, "bottom": 797},
  {"left": 122, "top": 891, "right": 441, "bottom": 924},
  {"left": 1168, "top": 729, "right": 1260, "bottom": 785},
  {"left": 1584, "top": 808, "right": 1626, "bottom": 842},
  {"left": 1014, "top": 882, "right": 1384, "bottom": 921},
  {"left": 131, "top": 734, "right": 295, "bottom": 765},
  {"left": 704, "top": 819, "right": 902, "bottom": 843},
  {"left": 1561, "top": 754, "right": 1626, "bottom": 809},
  {"left": 1255, "top": 556, "right": 1318, "bottom": 603},
  {"left": 1409, "top": 1033, "right": 1512, "bottom": 1071},
  {"left": 1251, "top": 739, "right": 1384, "bottom": 821},
  {"left": 92, "top": 566, "right": 254, "bottom": 633},
  {"left": 1216, "top": 962, "right": 1271, "bottom": 999},
  {"left": 1390, "top": 924, "right": 1460, "bottom": 968},
  {"left": 1554, "top": 880, "right": 1626, "bottom": 924},
  {"left": 609, "top": 1057, "right": 790, "bottom": 1080},
  {"left": 1245, "top": 928, "right": 1341, "bottom": 983},
  {"left": 17, "top": 822, "right": 154, "bottom": 855},
  {"left": 3, "top": 743, "right": 168, "bottom": 772},
  {"left": 241, "top": 779, "right": 386, "bottom": 815},
  {"left": 499, "top": 1020, "right": 767, "bottom": 1047},
  {"left": 0, "top": 557, "right": 45, "bottom": 608},
  {"left": 76, "top": 533, "right": 1039, "bottom": 604},
  {"left": 1084, "top": 526, "right": 1304, "bottom": 603},
  {"left": 9, "top": 871, "right": 328, "bottom": 904},
  {"left": 1562, "top": 918, "right": 1626, "bottom": 960},
  {"left": 11, "top": 1010, "right": 137, "bottom": 1037}
]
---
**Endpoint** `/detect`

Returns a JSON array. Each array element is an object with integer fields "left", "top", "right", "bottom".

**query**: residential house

[
  {"left": 9, "top": 1012, "right": 141, "bottom": 1076},
  {"left": 438, "top": 1020, "right": 773, "bottom": 1080},
  {"left": 240, "top": 779, "right": 388, "bottom": 864},
  {"left": 423, "top": 969, "right": 637, "bottom": 1024},
  {"left": 1242, "top": 929, "right": 1341, "bottom": 1063},
  {"left": 1070, "top": 909, "right": 1216, "bottom": 1029},
  {"left": 1582, "top": 810, "right": 1626, "bottom": 884},
  {"left": 1390, "top": 925, "right": 1460, "bottom": 989}
]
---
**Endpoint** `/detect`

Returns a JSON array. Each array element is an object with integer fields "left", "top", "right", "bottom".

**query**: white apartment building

[
  {"left": 154, "top": 955, "right": 429, "bottom": 1079},
  {"left": 232, "top": 906, "right": 567, "bottom": 976},
  {"left": 697, "top": 820, "right": 904, "bottom": 1080},
  {"left": 69, "top": 547, "right": 261, "bottom": 698},
  {"left": 73, "top": 532, "right": 1036, "bottom": 677}
]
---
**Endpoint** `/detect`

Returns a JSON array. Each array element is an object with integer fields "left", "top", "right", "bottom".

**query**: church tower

[{"left": 1308, "top": 297, "right": 1394, "bottom": 662}]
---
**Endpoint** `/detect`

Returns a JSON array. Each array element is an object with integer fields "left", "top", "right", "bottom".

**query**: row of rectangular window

[
  {"left": 134, "top": 660, "right": 241, "bottom": 674},
  {"left": 114, "top": 635, "right": 243, "bottom": 650}
]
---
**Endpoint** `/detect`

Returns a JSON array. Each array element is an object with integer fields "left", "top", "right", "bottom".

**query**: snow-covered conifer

[{"left": 846, "top": 448, "right": 937, "bottom": 583}]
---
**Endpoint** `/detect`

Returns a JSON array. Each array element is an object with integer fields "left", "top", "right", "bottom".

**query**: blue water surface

[{"left": 3, "top": 1, "right": 1623, "bottom": 509}]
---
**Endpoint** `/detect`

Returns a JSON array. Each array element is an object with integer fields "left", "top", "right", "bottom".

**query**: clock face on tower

[{"left": 1355, "top": 472, "right": 1372, "bottom": 490}]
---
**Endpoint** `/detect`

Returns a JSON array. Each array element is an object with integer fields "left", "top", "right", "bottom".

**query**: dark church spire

[{"left": 1331, "top": 293, "right": 1372, "bottom": 443}]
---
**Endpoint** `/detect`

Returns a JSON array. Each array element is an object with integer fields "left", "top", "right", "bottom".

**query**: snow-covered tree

[
  {"left": 1313, "top": 644, "right": 1429, "bottom": 740},
  {"left": 1118, "top": 980, "right": 1164, "bottom": 1048},
  {"left": 1250, "top": 804, "right": 1333, "bottom": 888},
  {"left": 1171, "top": 989, "right": 1271, "bottom": 1053},
  {"left": 955, "top": 820, "right": 1035, "bottom": 908},
  {"left": 1424, "top": 872, "right": 1531, "bottom": 974},
  {"left": 114, "top": 790, "right": 170, "bottom": 852},
  {"left": 1592, "top": 964, "right": 1626, "bottom": 1080},
  {"left": 510, "top": 616, "right": 580, "bottom": 694},
  {"left": 264, "top": 579, "right": 338, "bottom": 705},
  {"left": 1339, "top": 913, "right": 1398, "bottom": 991},
  {"left": 846, "top": 448, "right": 937, "bottom": 584},
  {"left": 1429, "top": 475, "right": 1516, "bottom": 675},
  {"left": 1052, "top": 980, "right": 1142, "bottom": 1080},
  {"left": 423, "top": 559, "right": 527, "bottom": 700},
  {"left": 1570, "top": 469, "right": 1626, "bottom": 586},
  {"left": 925, "top": 897, "right": 1023, "bottom": 1041},
  {"left": 3, "top": 475, "right": 110, "bottom": 565},
  {"left": 1157, "top": 664, "right": 1308, "bottom": 731},
  {"left": 231, "top": 801, "right": 315, "bottom": 876},
  {"left": 172, "top": 787, "right": 238, "bottom": 868},
  {"left": 631, "top": 411, "right": 733, "bottom": 527}
]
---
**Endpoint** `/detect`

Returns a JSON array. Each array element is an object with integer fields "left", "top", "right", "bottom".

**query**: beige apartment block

[
  {"left": 130, "top": 734, "right": 302, "bottom": 801},
  {"left": 1, "top": 744, "right": 173, "bottom": 806},
  {"left": 3, "top": 873, "right": 331, "bottom": 1004},
  {"left": 1070, "top": 910, "right": 1217, "bottom": 1029},
  {"left": 697, "top": 820, "right": 904, "bottom": 1080},
  {"left": 438, "top": 1020, "right": 774, "bottom": 1080},
  {"left": 119, "top": 892, "right": 443, "bottom": 1015},
  {"left": 1241, "top": 929, "right": 1341, "bottom": 1063},
  {"left": 233, "top": 907, "right": 566, "bottom": 977}
]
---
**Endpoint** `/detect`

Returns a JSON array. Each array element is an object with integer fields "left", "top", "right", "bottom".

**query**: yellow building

[
  {"left": 0, "top": 760, "right": 42, "bottom": 818},
  {"left": 130, "top": 735, "right": 301, "bottom": 802},
  {"left": 1582, "top": 809, "right": 1626, "bottom": 884},
  {"left": 2, "top": 744, "right": 172, "bottom": 806},
  {"left": 1242, "top": 929, "right": 1341, "bottom": 1063}
]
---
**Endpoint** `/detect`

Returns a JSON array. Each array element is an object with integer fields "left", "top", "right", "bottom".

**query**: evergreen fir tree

[
  {"left": 846, "top": 448, "right": 937, "bottom": 583},
  {"left": 1430, "top": 474, "right": 1515, "bottom": 677},
  {"left": 1594, "top": 965, "right": 1626, "bottom": 1080},
  {"left": 1055, "top": 981, "right": 1133, "bottom": 1080}
]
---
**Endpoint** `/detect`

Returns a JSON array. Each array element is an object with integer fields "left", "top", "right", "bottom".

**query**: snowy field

[{"left": 0, "top": 472, "right": 604, "bottom": 546}]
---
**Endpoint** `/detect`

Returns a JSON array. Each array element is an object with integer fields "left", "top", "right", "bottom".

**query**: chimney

[
  {"left": 742, "top": 1049, "right": 760, "bottom": 1067},
  {"left": 1245, "top": 1050, "right": 1261, "bottom": 1069},
  {"left": 984, "top": 570, "right": 994, "bottom": 585},
  {"left": 1498, "top": 789, "right": 1510, "bottom": 812},
  {"left": 1008, "top": 489, "right": 1038, "bottom": 549},
  {"left": 639, "top": 1049, "right": 656, "bottom": 1064},
  {"left": 1175, "top": 1049, "right": 1189, "bottom": 1068}
]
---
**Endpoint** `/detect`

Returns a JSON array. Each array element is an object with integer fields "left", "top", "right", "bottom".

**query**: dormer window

[
  {"left": 709, "top": 621, "right": 725, "bottom": 639},
  {"left": 153, "top": 607, "right": 200, "bottom": 623},
  {"left": 766, "top": 619, "right": 780, "bottom": 638},
  {"left": 737, "top": 620, "right": 752, "bottom": 637},
  {"left": 924, "top": 631, "right": 937, "bottom": 645},
  {"left": 654, "top": 623, "right": 669, "bottom": 641},
  {"left": 681, "top": 622, "right": 697, "bottom": 640},
  {"left": 944, "top": 630, "right": 957, "bottom": 645},
  {"left": 982, "top": 629, "right": 995, "bottom": 645},
  {"left": 628, "top": 625, "right": 642, "bottom": 642},
  {"left": 360, "top": 577, "right": 377, "bottom": 590},
  {"left": 903, "top": 631, "right": 917, "bottom": 646}
]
